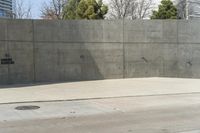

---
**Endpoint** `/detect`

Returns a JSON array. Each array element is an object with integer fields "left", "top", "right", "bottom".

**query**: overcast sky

[{"left": 26, "top": 0, "right": 161, "bottom": 19}]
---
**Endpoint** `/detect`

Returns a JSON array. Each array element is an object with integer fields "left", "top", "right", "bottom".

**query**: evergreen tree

[
  {"left": 63, "top": 0, "right": 80, "bottom": 19},
  {"left": 63, "top": 0, "right": 108, "bottom": 19},
  {"left": 151, "top": 0, "right": 178, "bottom": 19}
]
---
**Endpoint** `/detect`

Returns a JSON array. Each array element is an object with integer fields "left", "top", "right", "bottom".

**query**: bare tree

[
  {"left": 108, "top": 0, "right": 154, "bottom": 20},
  {"left": 14, "top": 0, "right": 32, "bottom": 19},
  {"left": 41, "top": 0, "right": 68, "bottom": 20},
  {"left": 109, "top": 0, "right": 135, "bottom": 19},
  {"left": 135, "top": 0, "right": 154, "bottom": 19},
  {"left": 176, "top": 0, "right": 187, "bottom": 19}
]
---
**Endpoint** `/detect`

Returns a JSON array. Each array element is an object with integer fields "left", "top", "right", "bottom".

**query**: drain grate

[{"left": 15, "top": 105, "right": 40, "bottom": 110}]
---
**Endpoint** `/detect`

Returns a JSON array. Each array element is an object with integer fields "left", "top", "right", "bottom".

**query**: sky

[
  {"left": 25, "top": 0, "right": 50, "bottom": 19},
  {"left": 25, "top": 0, "right": 161, "bottom": 19}
]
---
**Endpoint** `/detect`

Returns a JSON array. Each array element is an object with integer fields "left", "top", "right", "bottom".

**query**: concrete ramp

[{"left": 1, "top": 78, "right": 200, "bottom": 104}]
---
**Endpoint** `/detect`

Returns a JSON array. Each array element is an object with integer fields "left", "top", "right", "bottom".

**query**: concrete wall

[{"left": 0, "top": 19, "right": 200, "bottom": 84}]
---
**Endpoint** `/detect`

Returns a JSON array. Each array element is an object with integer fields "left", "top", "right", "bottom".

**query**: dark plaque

[{"left": 1, "top": 58, "right": 15, "bottom": 65}]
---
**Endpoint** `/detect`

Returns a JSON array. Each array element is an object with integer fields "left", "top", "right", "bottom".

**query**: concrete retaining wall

[{"left": 0, "top": 19, "right": 200, "bottom": 84}]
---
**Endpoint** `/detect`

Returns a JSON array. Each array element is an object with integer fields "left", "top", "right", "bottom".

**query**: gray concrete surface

[
  {"left": 1, "top": 78, "right": 200, "bottom": 104},
  {"left": 1, "top": 19, "right": 200, "bottom": 84},
  {"left": 1, "top": 78, "right": 200, "bottom": 132}
]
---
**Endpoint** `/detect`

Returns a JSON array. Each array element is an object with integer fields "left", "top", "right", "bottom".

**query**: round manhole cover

[{"left": 15, "top": 105, "right": 40, "bottom": 110}]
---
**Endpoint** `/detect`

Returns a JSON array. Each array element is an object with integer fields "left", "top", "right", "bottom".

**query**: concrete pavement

[
  {"left": 1, "top": 78, "right": 200, "bottom": 104},
  {"left": 1, "top": 78, "right": 200, "bottom": 133},
  {"left": 2, "top": 93, "right": 200, "bottom": 132}
]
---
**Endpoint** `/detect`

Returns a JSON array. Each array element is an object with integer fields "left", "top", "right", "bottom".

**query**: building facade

[
  {"left": 176, "top": 0, "right": 200, "bottom": 19},
  {"left": 0, "top": 0, "right": 14, "bottom": 18},
  {"left": 189, "top": 0, "right": 200, "bottom": 18}
]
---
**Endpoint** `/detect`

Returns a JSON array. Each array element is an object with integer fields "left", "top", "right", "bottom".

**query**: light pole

[{"left": 186, "top": 0, "right": 189, "bottom": 19}]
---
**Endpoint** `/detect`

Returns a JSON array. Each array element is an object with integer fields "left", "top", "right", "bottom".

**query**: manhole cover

[{"left": 15, "top": 105, "right": 40, "bottom": 110}]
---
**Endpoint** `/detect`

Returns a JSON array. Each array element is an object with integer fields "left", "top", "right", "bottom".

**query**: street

[
  {"left": 1, "top": 93, "right": 200, "bottom": 132},
  {"left": 1, "top": 78, "right": 200, "bottom": 133}
]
